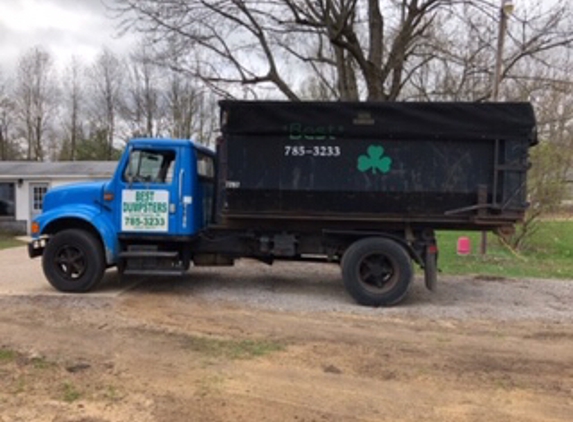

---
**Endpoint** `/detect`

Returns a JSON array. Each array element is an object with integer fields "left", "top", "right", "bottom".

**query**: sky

[{"left": 0, "top": 0, "right": 135, "bottom": 73}]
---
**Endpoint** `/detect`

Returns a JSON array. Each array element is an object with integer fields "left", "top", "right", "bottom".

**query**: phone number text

[
  {"left": 284, "top": 145, "right": 341, "bottom": 157},
  {"left": 124, "top": 216, "right": 166, "bottom": 228}
]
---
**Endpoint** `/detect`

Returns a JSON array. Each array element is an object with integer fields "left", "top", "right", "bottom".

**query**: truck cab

[
  {"left": 114, "top": 139, "right": 215, "bottom": 237},
  {"left": 28, "top": 138, "right": 215, "bottom": 292}
]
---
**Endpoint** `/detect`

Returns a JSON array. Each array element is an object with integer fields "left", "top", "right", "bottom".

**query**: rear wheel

[
  {"left": 42, "top": 229, "right": 105, "bottom": 292},
  {"left": 341, "top": 238, "right": 413, "bottom": 307}
]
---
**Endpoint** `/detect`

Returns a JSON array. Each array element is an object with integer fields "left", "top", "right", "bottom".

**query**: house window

[
  {"left": 0, "top": 183, "right": 15, "bottom": 217},
  {"left": 32, "top": 185, "right": 48, "bottom": 212}
]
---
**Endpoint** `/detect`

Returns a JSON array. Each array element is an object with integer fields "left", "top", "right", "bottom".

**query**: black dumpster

[{"left": 217, "top": 101, "right": 537, "bottom": 230}]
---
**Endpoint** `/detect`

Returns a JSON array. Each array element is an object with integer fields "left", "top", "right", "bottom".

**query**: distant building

[{"left": 0, "top": 161, "right": 117, "bottom": 235}]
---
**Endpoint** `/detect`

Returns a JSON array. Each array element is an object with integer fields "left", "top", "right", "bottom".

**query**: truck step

[
  {"left": 119, "top": 251, "right": 179, "bottom": 259},
  {"left": 122, "top": 269, "right": 186, "bottom": 277}
]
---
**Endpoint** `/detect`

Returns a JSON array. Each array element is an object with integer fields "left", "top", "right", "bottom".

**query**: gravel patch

[
  {"left": 5, "top": 243, "right": 571, "bottom": 323},
  {"left": 130, "top": 259, "right": 573, "bottom": 322}
]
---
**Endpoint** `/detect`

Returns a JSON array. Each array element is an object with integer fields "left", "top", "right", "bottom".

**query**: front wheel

[
  {"left": 42, "top": 229, "right": 105, "bottom": 292},
  {"left": 341, "top": 238, "right": 413, "bottom": 307}
]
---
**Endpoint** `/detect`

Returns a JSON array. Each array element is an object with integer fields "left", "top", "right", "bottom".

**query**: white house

[{"left": 0, "top": 161, "right": 117, "bottom": 234}]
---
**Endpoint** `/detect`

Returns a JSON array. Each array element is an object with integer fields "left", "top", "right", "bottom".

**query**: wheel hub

[
  {"left": 54, "top": 245, "right": 87, "bottom": 280},
  {"left": 359, "top": 254, "right": 396, "bottom": 290}
]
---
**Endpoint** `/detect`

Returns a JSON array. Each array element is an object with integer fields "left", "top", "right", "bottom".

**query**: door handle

[
  {"left": 179, "top": 169, "right": 188, "bottom": 228},
  {"left": 179, "top": 169, "right": 185, "bottom": 200}
]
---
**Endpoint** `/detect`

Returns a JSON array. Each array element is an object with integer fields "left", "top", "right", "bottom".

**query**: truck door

[{"left": 118, "top": 146, "right": 187, "bottom": 235}]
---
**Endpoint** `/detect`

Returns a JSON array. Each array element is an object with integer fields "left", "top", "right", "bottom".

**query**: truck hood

[{"left": 42, "top": 181, "right": 108, "bottom": 213}]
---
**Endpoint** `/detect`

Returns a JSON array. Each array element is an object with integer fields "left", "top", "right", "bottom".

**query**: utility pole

[{"left": 482, "top": 0, "right": 515, "bottom": 255}]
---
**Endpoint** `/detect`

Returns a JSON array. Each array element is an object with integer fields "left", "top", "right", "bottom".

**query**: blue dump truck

[{"left": 28, "top": 101, "right": 537, "bottom": 306}]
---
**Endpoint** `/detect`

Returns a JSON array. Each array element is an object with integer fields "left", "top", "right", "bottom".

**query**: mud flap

[{"left": 424, "top": 244, "right": 438, "bottom": 292}]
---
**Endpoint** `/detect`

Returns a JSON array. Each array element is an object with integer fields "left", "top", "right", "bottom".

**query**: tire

[
  {"left": 341, "top": 238, "right": 413, "bottom": 307},
  {"left": 42, "top": 229, "right": 105, "bottom": 293}
]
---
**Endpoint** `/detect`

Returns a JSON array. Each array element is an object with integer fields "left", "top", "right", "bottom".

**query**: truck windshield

[{"left": 124, "top": 149, "right": 176, "bottom": 184}]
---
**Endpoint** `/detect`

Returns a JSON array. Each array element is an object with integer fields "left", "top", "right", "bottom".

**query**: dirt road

[{"left": 1, "top": 248, "right": 572, "bottom": 421}]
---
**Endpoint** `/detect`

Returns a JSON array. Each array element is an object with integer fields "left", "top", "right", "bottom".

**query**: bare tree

[
  {"left": 87, "top": 48, "right": 124, "bottom": 159},
  {"left": 0, "top": 71, "right": 19, "bottom": 160},
  {"left": 193, "top": 91, "right": 218, "bottom": 147},
  {"left": 124, "top": 43, "right": 164, "bottom": 138},
  {"left": 404, "top": 1, "right": 573, "bottom": 102},
  {"left": 14, "top": 46, "right": 58, "bottom": 161},
  {"left": 111, "top": 1, "right": 573, "bottom": 102},
  {"left": 60, "top": 56, "right": 84, "bottom": 160},
  {"left": 165, "top": 67, "right": 198, "bottom": 140}
]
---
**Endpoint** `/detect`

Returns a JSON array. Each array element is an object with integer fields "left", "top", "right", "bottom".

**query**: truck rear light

[
  {"left": 31, "top": 222, "right": 40, "bottom": 235},
  {"left": 104, "top": 192, "right": 114, "bottom": 201}
]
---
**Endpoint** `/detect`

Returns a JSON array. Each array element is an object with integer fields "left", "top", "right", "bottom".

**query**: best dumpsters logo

[{"left": 357, "top": 145, "right": 392, "bottom": 174}]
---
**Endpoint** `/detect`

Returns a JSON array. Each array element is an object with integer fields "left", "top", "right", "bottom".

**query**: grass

[
  {"left": 0, "top": 235, "right": 25, "bottom": 250},
  {"left": 195, "top": 375, "right": 226, "bottom": 397},
  {"left": 102, "top": 385, "right": 121, "bottom": 402},
  {"left": 0, "top": 349, "right": 17, "bottom": 363},
  {"left": 61, "top": 382, "right": 82, "bottom": 403},
  {"left": 31, "top": 357, "right": 56, "bottom": 370},
  {"left": 437, "top": 220, "right": 573, "bottom": 279},
  {"left": 182, "top": 335, "right": 284, "bottom": 360},
  {"left": 13, "top": 377, "right": 26, "bottom": 394},
  {"left": 0, "top": 349, "right": 94, "bottom": 402}
]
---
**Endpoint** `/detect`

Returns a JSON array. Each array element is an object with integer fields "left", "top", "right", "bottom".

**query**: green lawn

[
  {"left": 437, "top": 220, "right": 573, "bottom": 279},
  {"left": 0, "top": 235, "right": 25, "bottom": 250}
]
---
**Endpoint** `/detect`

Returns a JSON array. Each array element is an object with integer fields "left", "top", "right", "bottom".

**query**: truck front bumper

[{"left": 28, "top": 237, "right": 47, "bottom": 258}]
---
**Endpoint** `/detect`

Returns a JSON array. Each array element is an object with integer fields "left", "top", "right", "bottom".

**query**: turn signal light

[
  {"left": 31, "top": 222, "right": 40, "bottom": 235},
  {"left": 103, "top": 192, "right": 114, "bottom": 201}
]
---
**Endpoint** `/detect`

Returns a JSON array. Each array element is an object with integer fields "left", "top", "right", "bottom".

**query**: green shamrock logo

[{"left": 357, "top": 145, "right": 392, "bottom": 174}]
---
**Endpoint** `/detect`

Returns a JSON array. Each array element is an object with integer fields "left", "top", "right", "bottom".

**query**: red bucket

[{"left": 457, "top": 236, "right": 471, "bottom": 255}]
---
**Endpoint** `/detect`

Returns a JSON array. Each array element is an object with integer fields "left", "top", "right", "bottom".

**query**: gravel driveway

[
  {"left": 2, "top": 245, "right": 572, "bottom": 322},
  {"left": 149, "top": 259, "right": 573, "bottom": 322}
]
